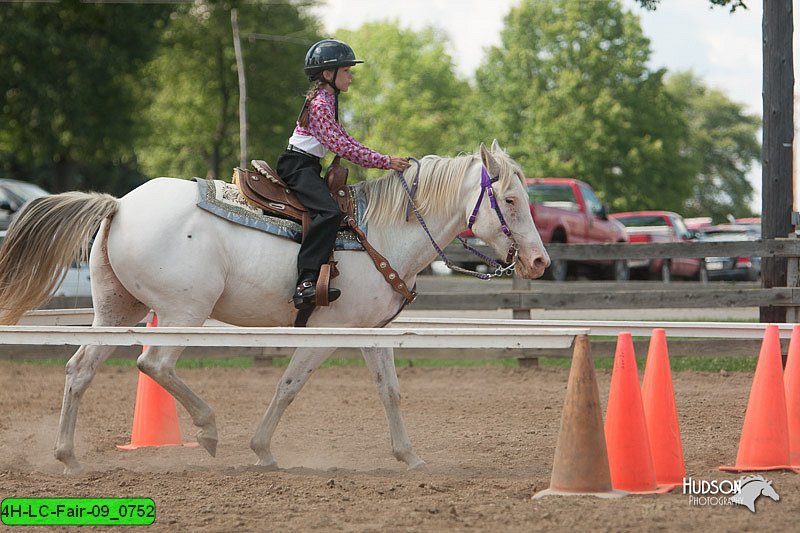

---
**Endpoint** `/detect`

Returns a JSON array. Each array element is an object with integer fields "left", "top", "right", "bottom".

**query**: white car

[
  {"left": 0, "top": 230, "right": 92, "bottom": 298},
  {"left": 53, "top": 262, "right": 92, "bottom": 297}
]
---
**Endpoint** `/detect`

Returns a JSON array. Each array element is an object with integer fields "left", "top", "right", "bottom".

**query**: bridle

[{"left": 397, "top": 158, "right": 519, "bottom": 280}]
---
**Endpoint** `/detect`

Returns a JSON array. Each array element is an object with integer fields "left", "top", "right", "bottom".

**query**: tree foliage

[
  {"left": 475, "top": 0, "right": 691, "bottom": 211},
  {"left": 665, "top": 72, "right": 761, "bottom": 220},
  {"left": 637, "top": 0, "right": 748, "bottom": 12},
  {"left": 137, "top": 1, "right": 319, "bottom": 180},
  {"left": 0, "top": 1, "right": 170, "bottom": 193},
  {"left": 335, "top": 22, "right": 472, "bottom": 179},
  {"left": 0, "top": 0, "right": 764, "bottom": 220}
]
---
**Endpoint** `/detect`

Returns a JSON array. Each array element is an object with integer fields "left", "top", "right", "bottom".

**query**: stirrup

[{"left": 291, "top": 281, "right": 341, "bottom": 310}]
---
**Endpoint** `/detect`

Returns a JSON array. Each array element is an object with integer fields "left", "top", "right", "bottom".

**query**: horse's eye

[{"left": 505, "top": 198, "right": 515, "bottom": 205}]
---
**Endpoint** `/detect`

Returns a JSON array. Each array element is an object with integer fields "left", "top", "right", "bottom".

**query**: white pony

[{"left": 0, "top": 141, "right": 549, "bottom": 473}]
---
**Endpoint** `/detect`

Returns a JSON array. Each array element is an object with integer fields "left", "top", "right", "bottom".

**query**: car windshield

[
  {"left": 1, "top": 181, "right": 50, "bottom": 203},
  {"left": 614, "top": 215, "right": 667, "bottom": 227},
  {"left": 702, "top": 227, "right": 760, "bottom": 240},
  {"left": 528, "top": 184, "right": 576, "bottom": 204}
]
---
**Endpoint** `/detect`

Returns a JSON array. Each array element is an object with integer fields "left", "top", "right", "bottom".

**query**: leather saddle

[
  {"left": 232, "top": 156, "right": 416, "bottom": 324},
  {"left": 233, "top": 156, "right": 353, "bottom": 239}
]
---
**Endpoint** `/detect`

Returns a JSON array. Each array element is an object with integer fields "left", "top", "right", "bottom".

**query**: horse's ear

[
  {"left": 480, "top": 143, "right": 501, "bottom": 178},
  {"left": 491, "top": 139, "right": 503, "bottom": 153}
]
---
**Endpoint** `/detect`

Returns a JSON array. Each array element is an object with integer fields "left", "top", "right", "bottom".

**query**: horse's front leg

[
  {"left": 361, "top": 346, "right": 425, "bottom": 469},
  {"left": 250, "top": 346, "right": 336, "bottom": 468}
]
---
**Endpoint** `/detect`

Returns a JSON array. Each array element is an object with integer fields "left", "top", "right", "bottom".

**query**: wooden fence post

[
  {"left": 513, "top": 272, "right": 539, "bottom": 367},
  {"left": 786, "top": 229, "right": 800, "bottom": 323}
]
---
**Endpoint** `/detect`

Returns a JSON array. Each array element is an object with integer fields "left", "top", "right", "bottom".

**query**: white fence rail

[
  {"left": 0, "top": 324, "right": 585, "bottom": 350},
  {"left": 5, "top": 309, "right": 792, "bottom": 362},
  {"left": 16, "top": 309, "right": 794, "bottom": 339}
]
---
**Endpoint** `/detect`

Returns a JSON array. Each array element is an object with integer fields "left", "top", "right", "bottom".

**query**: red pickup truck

[
  {"left": 459, "top": 177, "right": 629, "bottom": 281},
  {"left": 526, "top": 178, "right": 629, "bottom": 280},
  {"left": 609, "top": 210, "right": 706, "bottom": 282}
]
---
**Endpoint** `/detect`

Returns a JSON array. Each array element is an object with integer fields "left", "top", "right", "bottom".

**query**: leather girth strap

[{"left": 344, "top": 216, "right": 417, "bottom": 304}]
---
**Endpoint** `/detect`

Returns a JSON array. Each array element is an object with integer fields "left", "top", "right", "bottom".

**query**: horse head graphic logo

[{"left": 730, "top": 475, "right": 780, "bottom": 513}]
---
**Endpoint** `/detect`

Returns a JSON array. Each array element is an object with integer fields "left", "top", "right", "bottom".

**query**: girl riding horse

[{"left": 279, "top": 39, "right": 410, "bottom": 310}]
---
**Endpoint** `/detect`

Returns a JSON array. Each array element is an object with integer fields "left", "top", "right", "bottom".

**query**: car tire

[
  {"left": 656, "top": 260, "right": 671, "bottom": 283},
  {"left": 609, "top": 259, "right": 630, "bottom": 282}
]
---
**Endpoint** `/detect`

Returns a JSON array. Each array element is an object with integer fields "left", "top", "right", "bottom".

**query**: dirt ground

[{"left": 1, "top": 360, "right": 798, "bottom": 532}]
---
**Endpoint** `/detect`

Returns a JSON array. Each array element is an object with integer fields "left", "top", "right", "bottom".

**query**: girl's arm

[{"left": 307, "top": 97, "right": 392, "bottom": 170}]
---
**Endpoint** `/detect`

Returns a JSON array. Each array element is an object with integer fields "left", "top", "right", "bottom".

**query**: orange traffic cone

[
  {"left": 605, "top": 332, "right": 671, "bottom": 493},
  {"left": 117, "top": 315, "right": 195, "bottom": 450},
  {"left": 534, "top": 335, "right": 624, "bottom": 499},
  {"left": 786, "top": 325, "right": 800, "bottom": 469},
  {"left": 721, "top": 324, "right": 793, "bottom": 472},
  {"left": 641, "top": 328, "right": 685, "bottom": 488}
]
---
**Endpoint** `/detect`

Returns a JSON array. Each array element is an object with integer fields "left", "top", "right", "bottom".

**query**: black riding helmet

[
  {"left": 300, "top": 39, "right": 363, "bottom": 122},
  {"left": 304, "top": 39, "right": 364, "bottom": 80}
]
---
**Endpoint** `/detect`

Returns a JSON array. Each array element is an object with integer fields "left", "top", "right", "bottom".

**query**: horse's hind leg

[
  {"left": 55, "top": 315, "right": 149, "bottom": 473},
  {"left": 55, "top": 224, "right": 149, "bottom": 474},
  {"left": 55, "top": 344, "right": 125, "bottom": 473},
  {"left": 135, "top": 313, "right": 218, "bottom": 457},
  {"left": 361, "top": 347, "right": 425, "bottom": 469},
  {"left": 250, "top": 346, "right": 336, "bottom": 468}
]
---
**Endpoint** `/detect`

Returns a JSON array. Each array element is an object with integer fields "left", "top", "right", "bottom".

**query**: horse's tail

[{"left": 0, "top": 191, "right": 119, "bottom": 324}]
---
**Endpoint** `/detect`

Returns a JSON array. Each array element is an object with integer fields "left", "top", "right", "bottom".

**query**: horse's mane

[
  {"left": 740, "top": 475, "right": 768, "bottom": 485},
  {"left": 360, "top": 149, "right": 523, "bottom": 229}
]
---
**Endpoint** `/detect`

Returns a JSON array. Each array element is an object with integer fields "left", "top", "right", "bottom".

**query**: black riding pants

[{"left": 276, "top": 150, "right": 342, "bottom": 278}]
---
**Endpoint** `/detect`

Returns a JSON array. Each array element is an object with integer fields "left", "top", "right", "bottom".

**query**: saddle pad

[{"left": 195, "top": 178, "right": 366, "bottom": 251}]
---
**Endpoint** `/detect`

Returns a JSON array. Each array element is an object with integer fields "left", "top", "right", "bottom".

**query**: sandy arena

[{"left": 1, "top": 360, "right": 798, "bottom": 531}]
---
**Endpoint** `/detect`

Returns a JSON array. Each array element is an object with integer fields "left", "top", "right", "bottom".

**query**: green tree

[
  {"left": 137, "top": 1, "right": 319, "bottom": 180},
  {"left": 335, "top": 22, "right": 472, "bottom": 179},
  {"left": 474, "top": 0, "right": 691, "bottom": 212},
  {"left": 0, "top": 1, "right": 170, "bottom": 193},
  {"left": 638, "top": 0, "right": 748, "bottom": 12},
  {"left": 665, "top": 72, "right": 761, "bottom": 220}
]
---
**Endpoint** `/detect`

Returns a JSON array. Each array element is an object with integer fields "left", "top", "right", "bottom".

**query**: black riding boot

[{"left": 292, "top": 272, "right": 341, "bottom": 310}]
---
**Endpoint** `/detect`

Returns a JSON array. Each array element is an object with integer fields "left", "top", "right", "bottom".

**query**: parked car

[
  {"left": 0, "top": 178, "right": 51, "bottom": 230},
  {"left": 732, "top": 217, "right": 761, "bottom": 235},
  {"left": 0, "top": 230, "right": 91, "bottom": 297},
  {"left": 609, "top": 210, "right": 707, "bottom": 282},
  {"left": 456, "top": 178, "right": 629, "bottom": 281},
  {"left": 700, "top": 224, "right": 761, "bottom": 281}
]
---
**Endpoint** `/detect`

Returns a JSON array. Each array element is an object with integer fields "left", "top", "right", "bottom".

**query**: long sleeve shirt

[{"left": 288, "top": 90, "right": 392, "bottom": 169}]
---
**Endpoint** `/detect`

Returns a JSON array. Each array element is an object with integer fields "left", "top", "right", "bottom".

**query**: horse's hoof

[
  {"left": 62, "top": 461, "right": 84, "bottom": 475},
  {"left": 254, "top": 458, "right": 279, "bottom": 470},
  {"left": 197, "top": 431, "right": 218, "bottom": 457},
  {"left": 407, "top": 458, "right": 427, "bottom": 471}
]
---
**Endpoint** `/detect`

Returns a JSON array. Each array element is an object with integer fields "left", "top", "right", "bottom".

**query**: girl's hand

[{"left": 389, "top": 157, "right": 411, "bottom": 172}]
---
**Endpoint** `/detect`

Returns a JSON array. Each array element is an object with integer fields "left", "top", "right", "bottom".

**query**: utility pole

[{"left": 231, "top": 8, "right": 247, "bottom": 168}]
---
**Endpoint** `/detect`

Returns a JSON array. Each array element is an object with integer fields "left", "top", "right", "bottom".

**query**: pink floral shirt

[{"left": 291, "top": 90, "right": 392, "bottom": 169}]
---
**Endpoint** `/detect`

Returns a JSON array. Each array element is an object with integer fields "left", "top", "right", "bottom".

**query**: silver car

[{"left": 701, "top": 226, "right": 761, "bottom": 282}]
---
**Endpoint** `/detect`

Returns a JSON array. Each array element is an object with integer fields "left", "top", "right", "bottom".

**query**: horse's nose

[{"left": 534, "top": 254, "right": 550, "bottom": 270}]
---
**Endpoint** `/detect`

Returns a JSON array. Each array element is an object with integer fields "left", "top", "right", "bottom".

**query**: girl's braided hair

[{"left": 297, "top": 80, "right": 325, "bottom": 128}]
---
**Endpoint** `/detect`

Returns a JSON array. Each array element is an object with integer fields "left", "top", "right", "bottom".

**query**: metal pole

[{"left": 231, "top": 8, "right": 247, "bottom": 168}]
